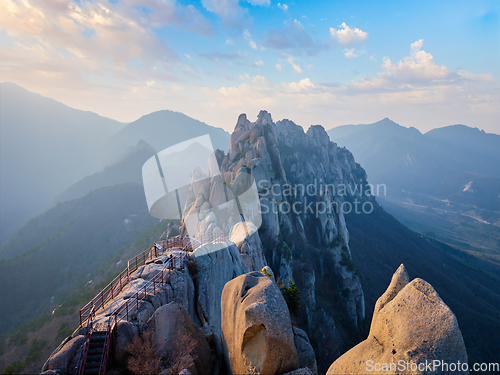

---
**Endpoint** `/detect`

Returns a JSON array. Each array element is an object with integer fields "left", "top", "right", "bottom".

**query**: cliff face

[
  {"left": 43, "top": 110, "right": 470, "bottom": 375},
  {"left": 198, "top": 111, "right": 373, "bottom": 371}
]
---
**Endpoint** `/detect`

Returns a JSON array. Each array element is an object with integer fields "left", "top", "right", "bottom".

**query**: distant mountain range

[
  {"left": 327, "top": 118, "right": 500, "bottom": 263},
  {"left": 0, "top": 83, "right": 123, "bottom": 244},
  {"left": 1, "top": 85, "right": 499, "bottom": 373},
  {"left": 0, "top": 83, "right": 230, "bottom": 244}
]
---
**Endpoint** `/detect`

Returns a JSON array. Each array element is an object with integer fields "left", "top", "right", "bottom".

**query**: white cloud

[
  {"left": 347, "top": 40, "right": 495, "bottom": 94},
  {"left": 185, "top": 54, "right": 192, "bottom": 59},
  {"left": 330, "top": 22, "right": 368, "bottom": 46},
  {"left": 246, "top": 0, "right": 271, "bottom": 5},
  {"left": 276, "top": 63, "right": 282, "bottom": 71},
  {"left": 226, "top": 39, "right": 234, "bottom": 45},
  {"left": 344, "top": 48, "right": 358, "bottom": 58},
  {"left": 381, "top": 39, "right": 450, "bottom": 83},
  {"left": 244, "top": 29, "right": 257, "bottom": 49},
  {"left": 253, "top": 60, "right": 264, "bottom": 67},
  {"left": 0, "top": 0, "right": 217, "bottom": 78},
  {"left": 277, "top": 3, "right": 289, "bottom": 11},
  {"left": 284, "top": 78, "right": 316, "bottom": 93},
  {"left": 286, "top": 55, "right": 303, "bottom": 73},
  {"left": 201, "top": 0, "right": 246, "bottom": 28}
]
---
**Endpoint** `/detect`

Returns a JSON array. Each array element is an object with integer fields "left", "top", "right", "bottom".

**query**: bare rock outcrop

[
  {"left": 113, "top": 321, "right": 139, "bottom": 366},
  {"left": 229, "top": 222, "right": 267, "bottom": 272},
  {"left": 146, "top": 302, "right": 213, "bottom": 375},
  {"left": 327, "top": 264, "right": 468, "bottom": 375},
  {"left": 293, "top": 326, "right": 318, "bottom": 375},
  {"left": 194, "top": 241, "right": 249, "bottom": 339},
  {"left": 42, "top": 335, "right": 85, "bottom": 374},
  {"left": 221, "top": 271, "right": 299, "bottom": 375}
]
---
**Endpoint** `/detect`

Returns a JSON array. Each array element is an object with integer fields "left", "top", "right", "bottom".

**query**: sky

[{"left": 1, "top": 0, "right": 499, "bottom": 134}]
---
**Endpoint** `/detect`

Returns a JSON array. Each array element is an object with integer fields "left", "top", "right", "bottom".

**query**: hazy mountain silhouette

[
  {"left": 327, "top": 119, "right": 500, "bottom": 260},
  {"left": 105, "top": 109, "right": 230, "bottom": 165},
  {"left": 52, "top": 140, "right": 157, "bottom": 205},
  {"left": 0, "top": 183, "right": 158, "bottom": 331},
  {"left": 426, "top": 124, "right": 500, "bottom": 160},
  {"left": 327, "top": 118, "right": 500, "bottom": 209},
  {"left": 0, "top": 84, "right": 231, "bottom": 245},
  {"left": 0, "top": 83, "right": 124, "bottom": 244}
]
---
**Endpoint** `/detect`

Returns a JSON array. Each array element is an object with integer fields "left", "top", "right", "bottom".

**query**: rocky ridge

[{"left": 41, "top": 111, "right": 468, "bottom": 375}]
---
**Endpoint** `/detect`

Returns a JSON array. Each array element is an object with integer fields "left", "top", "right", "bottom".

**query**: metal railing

[
  {"left": 111, "top": 251, "right": 189, "bottom": 325},
  {"left": 79, "top": 234, "right": 225, "bottom": 326},
  {"left": 76, "top": 251, "right": 188, "bottom": 375},
  {"left": 76, "top": 307, "right": 94, "bottom": 375},
  {"left": 75, "top": 233, "right": 227, "bottom": 375}
]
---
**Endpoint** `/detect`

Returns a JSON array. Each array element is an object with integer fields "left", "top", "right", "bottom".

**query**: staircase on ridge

[
  {"left": 76, "top": 234, "right": 224, "bottom": 375},
  {"left": 79, "top": 325, "right": 112, "bottom": 375}
]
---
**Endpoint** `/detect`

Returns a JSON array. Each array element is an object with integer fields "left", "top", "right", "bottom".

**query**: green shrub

[
  {"left": 1, "top": 361, "right": 24, "bottom": 374},
  {"left": 8, "top": 330, "right": 27, "bottom": 346},
  {"left": 25, "top": 338, "right": 47, "bottom": 364},
  {"left": 261, "top": 267, "right": 273, "bottom": 278},
  {"left": 339, "top": 251, "right": 354, "bottom": 272},
  {"left": 281, "top": 280, "right": 301, "bottom": 316},
  {"left": 56, "top": 322, "right": 73, "bottom": 340}
]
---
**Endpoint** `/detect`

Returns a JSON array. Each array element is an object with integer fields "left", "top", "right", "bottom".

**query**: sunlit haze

[{"left": 1, "top": 0, "right": 499, "bottom": 133}]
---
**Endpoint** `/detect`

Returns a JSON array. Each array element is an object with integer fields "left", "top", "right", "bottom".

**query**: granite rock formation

[
  {"left": 221, "top": 272, "right": 300, "bottom": 375},
  {"left": 326, "top": 264, "right": 468, "bottom": 375}
]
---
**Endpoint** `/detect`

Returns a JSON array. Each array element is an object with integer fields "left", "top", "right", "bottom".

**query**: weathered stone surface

[
  {"left": 371, "top": 263, "right": 409, "bottom": 326},
  {"left": 45, "top": 335, "right": 85, "bottom": 373},
  {"left": 157, "top": 283, "right": 174, "bottom": 306},
  {"left": 327, "top": 266, "right": 468, "bottom": 375},
  {"left": 135, "top": 300, "right": 155, "bottom": 326},
  {"left": 113, "top": 321, "right": 139, "bottom": 366},
  {"left": 221, "top": 272, "right": 299, "bottom": 375},
  {"left": 194, "top": 242, "right": 248, "bottom": 338},
  {"left": 146, "top": 302, "right": 212, "bottom": 375},
  {"left": 170, "top": 268, "right": 197, "bottom": 322},
  {"left": 293, "top": 326, "right": 318, "bottom": 375},
  {"left": 229, "top": 222, "right": 267, "bottom": 272}
]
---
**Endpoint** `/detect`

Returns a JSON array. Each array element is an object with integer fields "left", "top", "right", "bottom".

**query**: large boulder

[
  {"left": 327, "top": 264, "right": 468, "bottom": 375},
  {"left": 146, "top": 302, "right": 213, "bottom": 375},
  {"left": 113, "top": 321, "right": 140, "bottom": 366},
  {"left": 221, "top": 272, "right": 299, "bottom": 375},
  {"left": 43, "top": 335, "right": 85, "bottom": 373}
]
